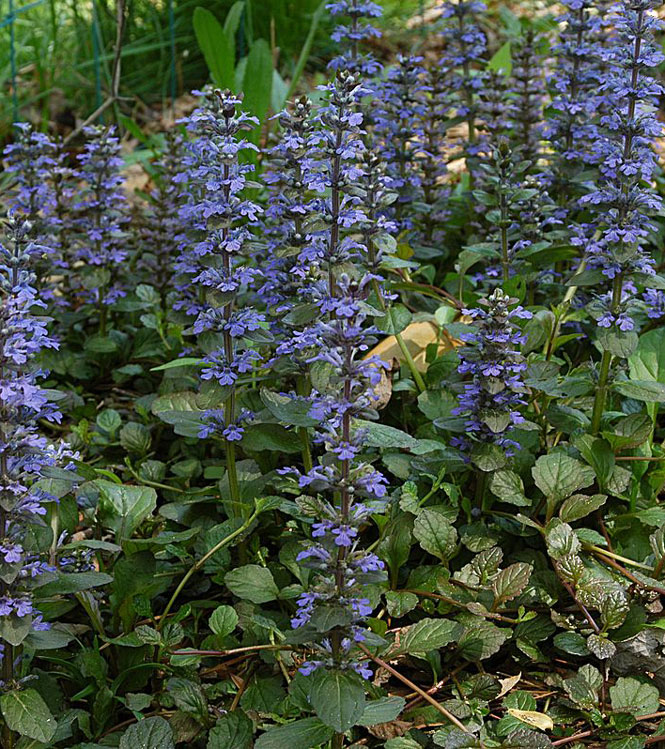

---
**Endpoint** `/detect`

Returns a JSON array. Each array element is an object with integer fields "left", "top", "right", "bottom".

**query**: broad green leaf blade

[
  {"left": 95, "top": 480, "right": 157, "bottom": 541},
  {"left": 532, "top": 453, "right": 595, "bottom": 503},
  {"left": 193, "top": 7, "right": 235, "bottom": 89},
  {"left": 309, "top": 669, "right": 365, "bottom": 733},
  {"left": 208, "top": 710, "right": 253, "bottom": 748},
  {"left": 609, "top": 676, "right": 660, "bottom": 715},
  {"left": 119, "top": 716, "right": 175, "bottom": 749},
  {"left": 254, "top": 717, "right": 333, "bottom": 749},
  {"left": 613, "top": 380, "right": 665, "bottom": 402},
  {"left": 209, "top": 605, "right": 239, "bottom": 637},
  {"left": 224, "top": 564, "right": 279, "bottom": 603},
  {"left": 559, "top": 494, "right": 607, "bottom": 523},
  {"left": 357, "top": 696, "right": 406, "bottom": 726},
  {"left": 0, "top": 689, "right": 57, "bottom": 743},
  {"left": 223, "top": 1, "right": 245, "bottom": 41},
  {"left": 487, "top": 41, "right": 512, "bottom": 74},
  {"left": 242, "top": 39, "right": 273, "bottom": 143},
  {"left": 492, "top": 563, "right": 532, "bottom": 605},
  {"left": 413, "top": 509, "right": 458, "bottom": 561},
  {"left": 395, "top": 617, "right": 460, "bottom": 656}
]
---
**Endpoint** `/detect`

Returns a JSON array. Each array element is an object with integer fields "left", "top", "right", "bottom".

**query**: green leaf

[
  {"left": 413, "top": 509, "right": 458, "bottom": 561},
  {"left": 95, "top": 480, "right": 157, "bottom": 541},
  {"left": 208, "top": 711, "right": 253, "bottom": 749},
  {"left": 357, "top": 696, "right": 406, "bottom": 726},
  {"left": 609, "top": 677, "right": 660, "bottom": 715},
  {"left": 597, "top": 327, "right": 638, "bottom": 357},
  {"left": 119, "top": 716, "right": 175, "bottom": 749},
  {"left": 377, "top": 515, "right": 413, "bottom": 582},
  {"left": 572, "top": 435, "right": 615, "bottom": 490},
  {"left": 395, "top": 617, "right": 460, "bottom": 656},
  {"left": 37, "top": 571, "right": 114, "bottom": 596},
  {"left": 150, "top": 357, "right": 203, "bottom": 372},
  {"left": 487, "top": 41, "right": 512, "bottom": 74},
  {"left": 242, "top": 39, "right": 273, "bottom": 142},
  {"left": 355, "top": 420, "right": 416, "bottom": 450},
  {"left": 603, "top": 414, "right": 653, "bottom": 451},
  {"left": 242, "top": 423, "right": 302, "bottom": 453},
  {"left": 489, "top": 470, "right": 530, "bottom": 506},
  {"left": 96, "top": 409, "right": 121, "bottom": 434},
  {"left": 559, "top": 494, "right": 607, "bottom": 523},
  {"left": 0, "top": 689, "right": 56, "bottom": 743},
  {"left": 223, "top": 1, "right": 245, "bottom": 40},
  {"left": 532, "top": 453, "right": 595, "bottom": 503},
  {"left": 377, "top": 304, "right": 412, "bottom": 335},
  {"left": 224, "top": 565, "right": 279, "bottom": 604},
  {"left": 587, "top": 633, "right": 616, "bottom": 659},
  {"left": 193, "top": 7, "right": 235, "bottom": 89},
  {"left": 384, "top": 590, "right": 418, "bottom": 618},
  {"left": 492, "top": 563, "right": 532, "bottom": 605},
  {"left": 309, "top": 669, "right": 365, "bottom": 733},
  {"left": 613, "top": 380, "right": 665, "bottom": 402},
  {"left": 0, "top": 614, "right": 33, "bottom": 646},
  {"left": 260, "top": 390, "right": 317, "bottom": 427},
  {"left": 209, "top": 605, "right": 238, "bottom": 637},
  {"left": 254, "top": 717, "right": 333, "bottom": 749},
  {"left": 456, "top": 617, "right": 509, "bottom": 660},
  {"left": 629, "top": 328, "right": 665, "bottom": 382}
]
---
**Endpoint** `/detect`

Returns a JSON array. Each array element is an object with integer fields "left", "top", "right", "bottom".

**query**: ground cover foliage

[{"left": 2, "top": 0, "right": 665, "bottom": 747}]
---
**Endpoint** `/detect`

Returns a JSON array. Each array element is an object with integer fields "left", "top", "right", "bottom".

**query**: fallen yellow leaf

[{"left": 506, "top": 709, "right": 554, "bottom": 732}]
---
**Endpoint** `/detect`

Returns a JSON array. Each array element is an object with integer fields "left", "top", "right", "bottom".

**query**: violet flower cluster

[
  {"left": 272, "top": 73, "right": 390, "bottom": 678},
  {"left": 438, "top": 0, "right": 488, "bottom": 160},
  {"left": 546, "top": 0, "right": 607, "bottom": 167},
  {"left": 261, "top": 96, "right": 320, "bottom": 325},
  {"left": 2, "top": 125, "right": 73, "bottom": 294},
  {"left": 373, "top": 56, "right": 427, "bottom": 232},
  {"left": 508, "top": 29, "right": 545, "bottom": 166},
  {"left": 139, "top": 131, "right": 187, "bottom": 298},
  {"left": 579, "top": 0, "right": 663, "bottom": 332},
  {"left": 0, "top": 215, "right": 68, "bottom": 680},
  {"left": 177, "top": 90, "right": 264, "bottom": 446},
  {"left": 452, "top": 288, "right": 531, "bottom": 457},
  {"left": 72, "top": 126, "right": 130, "bottom": 325},
  {"left": 327, "top": 0, "right": 383, "bottom": 76},
  {"left": 2, "top": 125, "right": 58, "bottom": 237},
  {"left": 283, "top": 276, "right": 389, "bottom": 679}
]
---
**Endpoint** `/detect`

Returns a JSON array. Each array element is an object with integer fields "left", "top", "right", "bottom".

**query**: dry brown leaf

[
  {"left": 368, "top": 720, "right": 413, "bottom": 739},
  {"left": 366, "top": 320, "right": 461, "bottom": 372},
  {"left": 498, "top": 672, "right": 522, "bottom": 698}
]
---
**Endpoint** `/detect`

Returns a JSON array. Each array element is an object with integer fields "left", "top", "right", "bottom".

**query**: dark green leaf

[
  {"left": 224, "top": 565, "right": 279, "bottom": 604},
  {"left": 0, "top": 689, "right": 56, "bottom": 743},
  {"left": 413, "top": 509, "right": 458, "bottom": 561},
  {"left": 254, "top": 717, "right": 333, "bottom": 749},
  {"left": 309, "top": 669, "right": 365, "bottom": 733},
  {"left": 242, "top": 40, "right": 273, "bottom": 142},
  {"left": 357, "top": 696, "right": 406, "bottom": 726},
  {"left": 193, "top": 7, "right": 235, "bottom": 89},
  {"left": 208, "top": 710, "right": 253, "bottom": 749},
  {"left": 209, "top": 605, "right": 238, "bottom": 637}
]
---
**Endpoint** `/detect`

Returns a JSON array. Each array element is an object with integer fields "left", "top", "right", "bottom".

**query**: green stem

[
  {"left": 590, "top": 349, "right": 612, "bottom": 435},
  {"left": 371, "top": 278, "right": 426, "bottom": 393},
  {"left": 590, "top": 275, "right": 623, "bottom": 435},
  {"left": 157, "top": 509, "right": 259, "bottom": 631},
  {"left": 225, "top": 440, "right": 240, "bottom": 512},
  {"left": 296, "top": 376, "right": 313, "bottom": 473}
]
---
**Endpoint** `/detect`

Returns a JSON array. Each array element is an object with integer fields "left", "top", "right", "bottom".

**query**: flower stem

[
  {"left": 370, "top": 278, "right": 425, "bottom": 393},
  {"left": 157, "top": 508, "right": 259, "bottom": 631}
]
